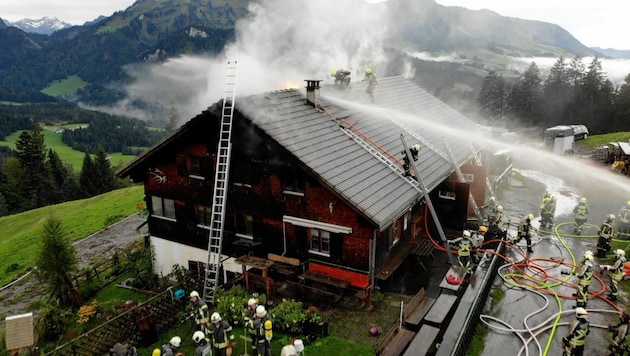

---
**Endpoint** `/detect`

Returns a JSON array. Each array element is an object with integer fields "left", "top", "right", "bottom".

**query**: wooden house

[{"left": 117, "top": 76, "right": 489, "bottom": 297}]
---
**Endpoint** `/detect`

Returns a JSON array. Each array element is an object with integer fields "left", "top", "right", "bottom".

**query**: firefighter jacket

[
  {"left": 574, "top": 203, "right": 589, "bottom": 220},
  {"left": 518, "top": 219, "right": 532, "bottom": 238},
  {"left": 458, "top": 238, "right": 471, "bottom": 258},
  {"left": 610, "top": 321, "right": 630, "bottom": 347},
  {"left": 543, "top": 200, "right": 556, "bottom": 216},
  {"left": 576, "top": 261, "right": 593, "bottom": 287},
  {"left": 192, "top": 299, "right": 210, "bottom": 328},
  {"left": 563, "top": 317, "right": 589, "bottom": 347},
  {"left": 599, "top": 221, "right": 614, "bottom": 239},
  {"left": 610, "top": 256, "right": 626, "bottom": 279},
  {"left": 540, "top": 195, "right": 551, "bottom": 210},
  {"left": 194, "top": 340, "right": 212, "bottom": 356},
  {"left": 209, "top": 320, "right": 235, "bottom": 349}
]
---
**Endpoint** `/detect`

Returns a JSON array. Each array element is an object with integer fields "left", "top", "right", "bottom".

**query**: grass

[
  {"left": 0, "top": 125, "right": 137, "bottom": 170},
  {"left": 0, "top": 185, "right": 144, "bottom": 287},
  {"left": 581, "top": 132, "right": 630, "bottom": 149},
  {"left": 41, "top": 75, "right": 88, "bottom": 97}
]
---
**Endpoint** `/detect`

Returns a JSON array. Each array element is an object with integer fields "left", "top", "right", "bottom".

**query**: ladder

[
  {"left": 203, "top": 61, "right": 238, "bottom": 304},
  {"left": 469, "top": 143, "right": 495, "bottom": 197}
]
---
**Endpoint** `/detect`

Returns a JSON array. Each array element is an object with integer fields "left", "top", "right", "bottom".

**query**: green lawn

[
  {"left": 0, "top": 125, "right": 137, "bottom": 170},
  {"left": 0, "top": 185, "right": 144, "bottom": 287},
  {"left": 41, "top": 75, "right": 88, "bottom": 97},
  {"left": 581, "top": 132, "right": 630, "bottom": 149}
]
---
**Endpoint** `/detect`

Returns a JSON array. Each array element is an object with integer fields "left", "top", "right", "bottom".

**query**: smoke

[
  {"left": 510, "top": 56, "right": 630, "bottom": 86},
  {"left": 104, "top": 0, "right": 391, "bottom": 125}
]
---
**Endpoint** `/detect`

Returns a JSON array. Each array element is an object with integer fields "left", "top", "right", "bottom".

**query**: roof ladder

[
  {"left": 338, "top": 126, "right": 420, "bottom": 188},
  {"left": 469, "top": 143, "right": 495, "bottom": 197},
  {"left": 390, "top": 120, "right": 450, "bottom": 162},
  {"left": 443, "top": 139, "right": 484, "bottom": 222},
  {"left": 203, "top": 61, "right": 238, "bottom": 304}
]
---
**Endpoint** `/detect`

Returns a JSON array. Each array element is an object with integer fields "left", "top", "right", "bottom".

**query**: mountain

[
  {"left": 591, "top": 47, "right": 630, "bottom": 59},
  {"left": 2, "top": 16, "right": 73, "bottom": 35},
  {"left": 0, "top": 0, "right": 612, "bottom": 110}
]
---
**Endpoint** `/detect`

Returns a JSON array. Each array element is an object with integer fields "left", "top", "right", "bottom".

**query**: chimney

[{"left": 305, "top": 80, "right": 322, "bottom": 108}]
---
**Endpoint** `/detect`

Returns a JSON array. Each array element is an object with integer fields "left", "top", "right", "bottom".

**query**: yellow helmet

[
  {"left": 627, "top": 200, "right": 630, "bottom": 206},
  {"left": 365, "top": 67, "right": 372, "bottom": 74},
  {"left": 330, "top": 70, "right": 337, "bottom": 77},
  {"left": 478, "top": 226, "right": 488, "bottom": 233},
  {"left": 152, "top": 349, "right": 161, "bottom": 356}
]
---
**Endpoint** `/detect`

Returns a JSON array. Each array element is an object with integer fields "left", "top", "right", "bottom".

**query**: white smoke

[{"left": 106, "top": 0, "right": 391, "bottom": 125}]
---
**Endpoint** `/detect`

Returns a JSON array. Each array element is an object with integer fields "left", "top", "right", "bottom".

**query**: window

[
  {"left": 309, "top": 229, "right": 330, "bottom": 256},
  {"left": 197, "top": 205, "right": 212, "bottom": 227},
  {"left": 438, "top": 190, "right": 456, "bottom": 200},
  {"left": 151, "top": 196, "right": 176, "bottom": 220},
  {"left": 462, "top": 173, "right": 474, "bottom": 183},
  {"left": 389, "top": 221, "right": 400, "bottom": 248},
  {"left": 176, "top": 154, "right": 212, "bottom": 179},
  {"left": 235, "top": 214, "right": 254, "bottom": 239},
  {"left": 283, "top": 171, "right": 305, "bottom": 194}
]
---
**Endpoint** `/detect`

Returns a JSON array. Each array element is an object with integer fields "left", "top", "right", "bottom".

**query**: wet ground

[{"left": 480, "top": 153, "right": 628, "bottom": 356}]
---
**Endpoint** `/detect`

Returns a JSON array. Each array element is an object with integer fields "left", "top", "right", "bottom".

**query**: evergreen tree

[
  {"left": 35, "top": 216, "right": 81, "bottom": 307},
  {"left": 478, "top": 71, "right": 507, "bottom": 123},
  {"left": 15, "top": 124, "right": 50, "bottom": 210},
  {"left": 574, "top": 57, "right": 615, "bottom": 133},
  {"left": 47, "top": 149, "right": 69, "bottom": 204},
  {"left": 79, "top": 152, "right": 98, "bottom": 197},
  {"left": 94, "top": 146, "right": 115, "bottom": 194},
  {"left": 507, "top": 62, "right": 543, "bottom": 125},
  {"left": 614, "top": 74, "right": 630, "bottom": 131},
  {"left": 542, "top": 56, "right": 572, "bottom": 125}
]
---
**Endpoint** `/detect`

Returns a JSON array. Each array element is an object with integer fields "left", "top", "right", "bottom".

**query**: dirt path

[{"left": 0, "top": 214, "right": 148, "bottom": 319}]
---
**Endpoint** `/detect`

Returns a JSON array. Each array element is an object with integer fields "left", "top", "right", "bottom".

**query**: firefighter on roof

[
  {"left": 401, "top": 144, "right": 421, "bottom": 177},
  {"left": 362, "top": 67, "right": 379, "bottom": 102}
]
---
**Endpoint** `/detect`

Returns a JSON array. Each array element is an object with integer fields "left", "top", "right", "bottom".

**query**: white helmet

[
  {"left": 211, "top": 312, "right": 221, "bottom": 323},
  {"left": 580, "top": 197, "right": 587, "bottom": 203},
  {"left": 575, "top": 307, "right": 588, "bottom": 318},
  {"left": 294, "top": 339, "right": 304, "bottom": 352},
  {"left": 615, "top": 249, "right": 626, "bottom": 258},
  {"left": 608, "top": 214, "right": 616, "bottom": 221},
  {"left": 552, "top": 196, "right": 557, "bottom": 201},
  {"left": 463, "top": 230, "right": 471, "bottom": 238},
  {"left": 583, "top": 251, "right": 594, "bottom": 262},
  {"left": 190, "top": 291, "right": 200, "bottom": 299},
  {"left": 490, "top": 196, "right": 496, "bottom": 202},
  {"left": 169, "top": 336, "right": 182, "bottom": 348},
  {"left": 497, "top": 205, "right": 503, "bottom": 212},
  {"left": 527, "top": 213, "right": 534, "bottom": 221},
  {"left": 248, "top": 298, "right": 258, "bottom": 307},
  {"left": 192, "top": 330, "right": 206, "bottom": 343},
  {"left": 256, "top": 305, "right": 267, "bottom": 318}
]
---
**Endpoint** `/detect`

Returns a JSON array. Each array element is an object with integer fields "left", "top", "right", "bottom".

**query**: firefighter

[
  {"left": 160, "top": 336, "right": 181, "bottom": 356},
  {"left": 252, "top": 305, "right": 273, "bottom": 356},
  {"left": 449, "top": 230, "right": 473, "bottom": 270},
  {"left": 540, "top": 191, "right": 551, "bottom": 217},
  {"left": 572, "top": 250, "right": 594, "bottom": 308},
  {"left": 562, "top": 307, "right": 590, "bottom": 356},
  {"left": 481, "top": 196, "right": 498, "bottom": 226},
  {"left": 619, "top": 201, "right": 630, "bottom": 239},
  {"left": 330, "top": 69, "right": 351, "bottom": 90},
  {"left": 362, "top": 67, "right": 379, "bottom": 102},
  {"left": 607, "top": 311, "right": 630, "bottom": 356},
  {"left": 471, "top": 226, "right": 486, "bottom": 264},
  {"left": 401, "top": 144, "right": 421, "bottom": 177},
  {"left": 209, "top": 312, "right": 236, "bottom": 356},
  {"left": 192, "top": 330, "right": 211, "bottom": 356},
  {"left": 574, "top": 197, "right": 590, "bottom": 235},
  {"left": 601, "top": 249, "right": 626, "bottom": 301},
  {"left": 244, "top": 297, "right": 259, "bottom": 354},
  {"left": 541, "top": 196, "right": 557, "bottom": 230},
  {"left": 598, "top": 214, "right": 616, "bottom": 258},
  {"left": 190, "top": 291, "right": 210, "bottom": 333},
  {"left": 516, "top": 213, "right": 535, "bottom": 253}
]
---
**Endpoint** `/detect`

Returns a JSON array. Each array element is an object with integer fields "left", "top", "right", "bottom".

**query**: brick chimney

[{"left": 305, "top": 80, "right": 322, "bottom": 108}]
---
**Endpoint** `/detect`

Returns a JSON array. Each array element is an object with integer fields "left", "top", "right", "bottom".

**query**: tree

[
  {"left": 614, "top": 74, "right": 630, "bottom": 131},
  {"left": 47, "top": 149, "right": 69, "bottom": 204},
  {"left": 14, "top": 124, "right": 50, "bottom": 210},
  {"left": 79, "top": 152, "right": 98, "bottom": 197},
  {"left": 478, "top": 71, "right": 507, "bottom": 123},
  {"left": 507, "top": 62, "right": 543, "bottom": 125},
  {"left": 35, "top": 216, "right": 81, "bottom": 307},
  {"left": 94, "top": 146, "right": 115, "bottom": 194},
  {"left": 542, "top": 56, "right": 572, "bottom": 125}
]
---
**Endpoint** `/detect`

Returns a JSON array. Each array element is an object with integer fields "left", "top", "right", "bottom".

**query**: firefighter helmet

[
  {"left": 152, "top": 349, "right": 161, "bottom": 356},
  {"left": 552, "top": 196, "right": 557, "bottom": 201},
  {"left": 497, "top": 205, "right": 503, "bottom": 212},
  {"left": 256, "top": 305, "right": 267, "bottom": 318},
  {"left": 583, "top": 251, "right": 593, "bottom": 262},
  {"left": 193, "top": 330, "right": 206, "bottom": 344},
  {"left": 615, "top": 249, "right": 626, "bottom": 258},
  {"left": 411, "top": 144, "right": 421, "bottom": 152},
  {"left": 169, "top": 336, "right": 182, "bottom": 348},
  {"left": 527, "top": 213, "right": 534, "bottom": 221},
  {"left": 190, "top": 291, "right": 200, "bottom": 299},
  {"left": 211, "top": 312, "right": 221, "bottom": 323},
  {"left": 580, "top": 197, "right": 587, "bottom": 203},
  {"left": 330, "top": 70, "right": 336, "bottom": 77},
  {"left": 463, "top": 230, "right": 471, "bottom": 238},
  {"left": 365, "top": 67, "right": 372, "bottom": 74},
  {"left": 575, "top": 307, "right": 588, "bottom": 318},
  {"left": 608, "top": 214, "right": 616, "bottom": 221},
  {"left": 627, "top": 200, "right": 630, "bottom": 206},
  {"left": 479, "top": 225, "right": 488, "bottom": 234},
  {"left": 248, "top": 298, "right": 258, "bottom": 307},
  {"left": 294, "top": 339, "right": 304, "bottom": 352},
  {"left": 490, "top": 196, "right": 496, "bottom": 202}
]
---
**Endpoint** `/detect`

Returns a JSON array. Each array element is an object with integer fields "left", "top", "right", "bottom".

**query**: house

[{"left": 116, "top": 76, "right": 491, "bottom": 299}]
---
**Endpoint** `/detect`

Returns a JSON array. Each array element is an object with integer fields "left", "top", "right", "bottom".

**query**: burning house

[{"left": 117, "top": 75, "right": 495, "bottom": 303}]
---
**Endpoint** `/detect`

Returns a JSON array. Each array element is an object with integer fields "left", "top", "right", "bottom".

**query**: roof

[
  {"left": 118, "top": 76, "right": 480, "bottom": 231},
  {"left": 242, "top": 76, "right": 479, "bottom": 230}
]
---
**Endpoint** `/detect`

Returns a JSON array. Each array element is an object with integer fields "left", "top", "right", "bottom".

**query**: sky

[{"left": 1, "top": 0, "right": 629, "bottom": 49}]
